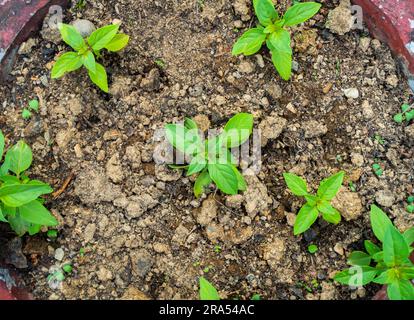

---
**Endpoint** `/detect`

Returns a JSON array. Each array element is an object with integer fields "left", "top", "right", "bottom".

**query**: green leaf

[
  {"left": 82, "top": 50, "right": 96, "bottom": 73},
  {"left": 0, "top": 206, "right": 7, "bottom": 222},
  {"left": 401, "top": 104, "right": 410, "bottom": 112},
  {"left": 253, "top": 0, "right": 279, "bottom": 26},
  {"left": 22, "top": 109, "right": 32, "bottom": 120},
  {"left": 207, "top": 163, "right": 238, "bottom": 195},
  {"left": 318, "top": 201, "right": 341, "bottom": 224},
  {"left": 268, "top": 29, "right": 292, "bottom": 80},
  {"left": 104, "top": 34, "right": 129, "bottom": 52},
  {"left": 18, "top": 200, "right": 58, "bottom": 226},
  {"left": 293, "top": 203, "right": 318, "bottom": 235},
  {"left": 232, "top": 28, "right": 266, "bottom": 56},
  {"left": 223, "top": 113, "right": 253, "bottom": 148},
  {"left": 316, "top": 171, "right": 344, "bottom": 201},
  {"left": 0, "top": 155, "right": 10, "bottom": 176},
  {"left": 373, "top": 269, "right": 396, "bottom": 285},
  {"left": 58, "top": 23, "right": 86, "bottom": 51},
  {"left": 165, "top": 124, "right": 202, "bottom": 156},
  {"left": 370, "top": 205, "right": 394, "bottom": 243},
  {"left": 387, "top": 279, "right": 414, "bottom": 300},
  {"left": 283, "top": 172, "right": 308, "bottom": 196},
  {"left": 0, "top": 176, "right": 20, "bottom": 184},
  {"left": 283, "top": 2, "right": 322, "bottom": 27},
  {"left": 383, "top": 225, "right": 410, "bottom": 267},
  {"left": 347, "top": 251, "right": 371, "bottom": 266},
  {"left": 372, "top": 251, "right": 384, "bottom": 262},
  {"left": 88, "top": 62, "right": 108, "bottom": 92},
  {"left": 308, "top": 244, "right": 318, "bottom": 254},
  {"left": 199, "top": 277, "right": 220, "bottom": 300},
  {"left": 232, "top": 166, "right": 247, "bottom": 191},
  {"left": 28, "top": 223, "right": 41, "bottom": 236},
  {"left": 88, "top": 24, "right": 120, "bottom": 51},
  {"left": 184, "top": 118, "right": 199, "bottom": 130},
  {"left": 194, "top": 169, "right": 212, "bottom": 198},
  {"left": 334, "top": 266, "right": 378, "bottom": 286},
  {"left": 393, "top": 113, "right": 404, "bottom": 123},
  {"left": 403, "top": 227, "right": 414, "bottom": 246},
  {"left": 0, "top": 180, "right": 53, "bottom": 207},
  {"left": 364, "top": 240, "right": 381, "bottom": 256},
  {"left": 5, "top": 140, "right": 32, "bottom": 176},
  {"left": 28, "top": 100, "right": 39, "bottom": 111},
  {"left": 400, "top": 267, "right": 414, "bottom": 279},
  {"left": 7, "top": 212, "right": 30, "bottom": 236},
  {"left": 406, "top": 110, "right": 414, "bottom": 122},
  {"left": 51, "top": 52, "right": 83, "bottom": 79},
  {"left": 0, "top": 130, "right": 4, "bottom": 161},
  {"left": 187, "top": 155, "right": 206, "bottom": 176}
]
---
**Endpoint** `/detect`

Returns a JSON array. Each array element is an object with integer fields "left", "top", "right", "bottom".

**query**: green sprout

[
  {"left": 155, "top": 58, "right": 166, "bottom": 69},
  {"left": 374, "top": 134, "right": 385, "bottom": 145},
  {"left": 165, "top": 113, "right": 253, "bottom": 197},
  {"left": 22, "top": 99, "right": 39, "bottom": 120},
  {"left": 308, "top": 244, "right": 318, "bottom": 254},
  {"left": 334, "top": 205, "right": 414, "bottom": 300},
  {"left": 51, "top": 23, "right": 129, "bottom": 92},
  {"left": 372, "top": 163, "right": 383, "bottom": 177},
  {"left": 407, "top": 196, "right": 414, "bottom": 213},
  {"left": 0, "top": 130, "right": 57, "bottom": 235},
  {"left": 232, "top": 0, "right": 321, "bottom": 80},
  {"left": 283, "top": 171, "right": 344, "bottom": 235},
  {"left": 62, "top": 263, "right": 73, "bottom": 274},
  {"left": 393, "top": 103, "right": 414, "bottom": 124}
]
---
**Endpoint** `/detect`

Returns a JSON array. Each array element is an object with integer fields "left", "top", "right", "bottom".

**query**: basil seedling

[
  {"left": 334, "top": 205, "right": 414, "bottom": 300},
  {"left": 0, "top": 130, "right": 57, "bottom": 235},
  {"left": 51, "top": 23, "right": 129, "bottom": 92},
  {"left": 232, "top": 0, "right": 321, "bottom": 80},
  {"left": 283, "top": 171, "right": 344, "bottom": 235},
  {"left": 165, "top": 113, "right": 253, "bottom": 197}
]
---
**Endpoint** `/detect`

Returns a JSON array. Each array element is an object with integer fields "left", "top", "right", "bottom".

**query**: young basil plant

[
  {"left": 165, "top": 113, "right": 253, "bottom": 197},
  {"left": 232, "top": 0, "right": 321, "bottom": 80},
  {"left": 199, "top": 277, "right": 220, "bottom": 300},
  {"left": 334, "top": 205, "right": 414, "bottom": 300},
  {"left": 51, "top": 23, "right": 130, "bottom": 92},
  {"left": 0, "top": 130, "right": 57, "bottom": 236},
  {"left": 283, "top": 171, "right": 344, "bottom": 235}
]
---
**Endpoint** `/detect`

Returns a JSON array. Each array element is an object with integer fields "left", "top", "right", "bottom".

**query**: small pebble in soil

[
  {"left": 71, "top": 19, "right": 96, "bottom": 37},
  {"left": 54, "top": 248, "right": 64, "bottom": 261},
  {"left": 343, "top": 88, "right": 359, "bottom": 99}
]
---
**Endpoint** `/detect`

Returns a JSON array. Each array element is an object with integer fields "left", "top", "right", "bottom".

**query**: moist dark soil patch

[{"left": 0, "top": 0, "right": 413, "bottom": 300}]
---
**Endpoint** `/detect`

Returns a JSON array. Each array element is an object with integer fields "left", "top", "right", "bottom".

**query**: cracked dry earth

[{"left": 0, "top": 0, "right": 413, "bottom": 300}]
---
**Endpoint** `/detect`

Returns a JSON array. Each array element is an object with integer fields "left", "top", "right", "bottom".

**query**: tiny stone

[
  {"left": 334, "top": 243, "right": 344, "bottom": 256},
  {"left": 71, "top": 19, "right": 96, "bottom": 37},
  {"left": 54, "top": 248, "right": 64, "bottom": 261},
  {"left": 343, "top": 88, "right": 359, "bottom": 99}
]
